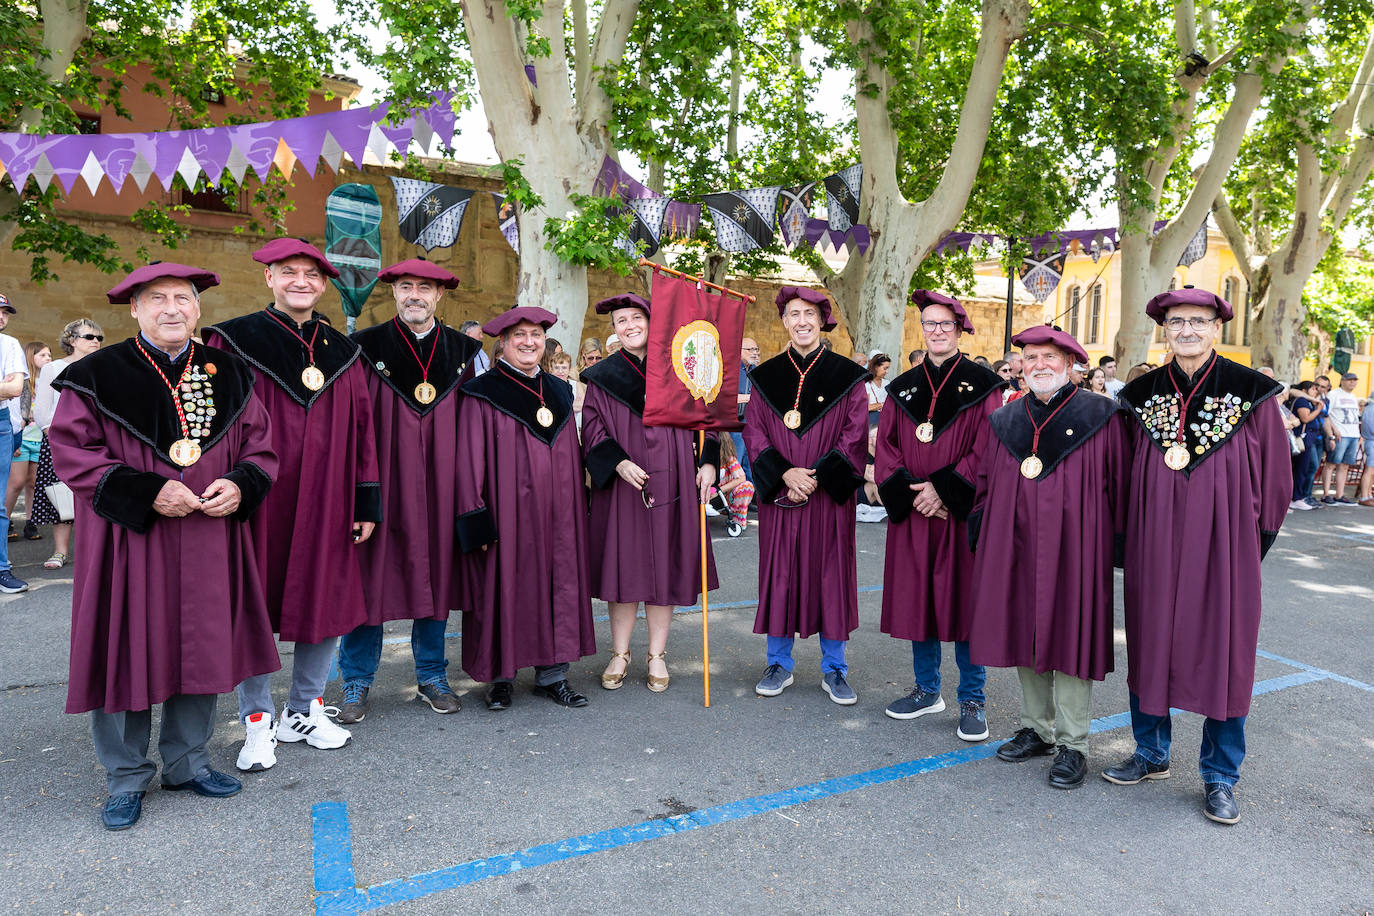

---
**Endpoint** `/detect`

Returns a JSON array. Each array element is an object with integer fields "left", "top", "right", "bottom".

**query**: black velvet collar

[
  {"left": 1119, "top": 353, "right": 1283, "bottom": 476},
  {"left": 52, "top": 338, "right": 255, "bottom": 472},
  {"left": 352, "top": 320, "right": 479, "bottom": 415},
  {"left": 989, "top": 383, "right": 1120, "bottom": 478},
  {"left": 207, "top": 305, "right": 360, "bottom": 408},
  {"left": 579, "top": 349, "right": 646, "bottom": 415},
  {"left": 460, "top": 363, "right": 574, "bottom": 446},
  {"left": 748, "top": 347, "right": 870, "bottom": 436},
  {"left": 886, "top": 353, "right": 1005, "bottom": 441}
]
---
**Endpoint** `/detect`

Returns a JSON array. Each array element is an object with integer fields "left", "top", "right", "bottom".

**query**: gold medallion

[
  {"left": 783, "top": 409, "right": 802, "bottom": 430},
  {"left": 1164, "top": 443, "right": 1190, "bottom": 471},
  {"left": 414, "top": 381, "right": 437, "bottom": 405},
  {"left": 302, "top": 365, "right": 326, "bottom": 391},
  {"left": 536, "top": 406, "right": 554, "bottom": 428},
  {"left": 1019, "top": 454, "right": 1043, "bottom": 479},
  {"left": 169, "top": 438, "right": 201, "bottom": 467},
  {"left": 915, "top": 421, "right": 935, "bottom": 443}
]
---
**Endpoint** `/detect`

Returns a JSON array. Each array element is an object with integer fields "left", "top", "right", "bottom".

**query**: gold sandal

[
  {"left": 646, "top": 651, "right": 669, "bottom": 693},
  {"left": 601, "top": 650, "right": 631, "bottom": 690}
]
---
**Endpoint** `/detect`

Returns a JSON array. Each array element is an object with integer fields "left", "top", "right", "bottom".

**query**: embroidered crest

[{"left": 671, "top": 320, "right": 724, "bottom": 402}]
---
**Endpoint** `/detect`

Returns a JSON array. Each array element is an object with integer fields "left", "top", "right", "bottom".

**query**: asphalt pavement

[{"left": 2, "top": 507, "right": 1372, "bottom": 915}]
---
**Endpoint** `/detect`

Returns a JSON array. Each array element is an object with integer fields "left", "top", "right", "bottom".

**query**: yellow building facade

[{"left": 973, "top": 228, "right": 1373, "bottom": 395}]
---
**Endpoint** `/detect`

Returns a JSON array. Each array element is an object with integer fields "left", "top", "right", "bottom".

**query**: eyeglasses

[
  {"left": 1162, "top": 317, "right": 1217, "bottom": 332},
  {"left": 76, "top": 333, "right": 104, "bottom": 342},
  {"left": 640, "top": 474, "right": 679, "bottom": 510},
  {"left": 920, "top": 320, "right": 958, "bottom": 333},
  {"left": 583, "top": 354, "right": 601, "bottom": 363}
]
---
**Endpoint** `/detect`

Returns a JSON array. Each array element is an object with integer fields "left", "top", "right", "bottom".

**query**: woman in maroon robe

[
  {"left": 455, "top": 307, "right": 597, "bottom": 711},
  {"left": 874, "top": 290, "right": 1003, "bottom": 741},
  {"left": 743, "top": 287, "right": 869, "bottom": 705},
  {"left": 581, "top": 294, "right": 718, "bottom": 693},
  {"left": 51, "top": 262, "right": 279, "bottom": 830},
  {"left": 967, "top": 326, "right": 1128, "bottom": 790},
  {"left": 1108, "top": 287, "right": 1291, "bottom": 825}
]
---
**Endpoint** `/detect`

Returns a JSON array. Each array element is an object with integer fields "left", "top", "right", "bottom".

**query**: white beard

[{"left": 1027, "top": 369, "right": 1070, "bottom": 397}]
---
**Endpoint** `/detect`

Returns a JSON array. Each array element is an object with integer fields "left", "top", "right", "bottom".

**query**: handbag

[
  {"left": 1288, "top": 429, "right": 1305, "bottom": 456},
  {"left": 44, "top": 481, "right": 75, "bottom": 522}
]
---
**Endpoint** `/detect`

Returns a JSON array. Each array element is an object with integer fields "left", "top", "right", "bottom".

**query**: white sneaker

[
  {"left": 276, "top": 697, "right": 351, "bottom": 749},
  {"left": 1289, "top": 499, "right": 1313, "bottom": 511},
  {"left": 236, "top": 711, "right": 278, "bottom": 771},
  {"left": 704, "top": 502, "right": 720, "bottom": 517}
]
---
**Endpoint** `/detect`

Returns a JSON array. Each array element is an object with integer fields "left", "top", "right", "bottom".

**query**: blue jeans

[
  {"left": 0, "top": 410, "right": 14, "bottom": 572},
  {"left": 1292, "top": 436, "right": 1321, "bottom": 500},
  {"left": 730, "top": 431, "right": 752, "bottom": 484},
  {"left": 337, "top": 618, "right": 450, "bottom": 687},
  {"left": 911, "top": 639, "right": 986, "bottom": 705},
  {"left": 766, "top": 635, "right": 847, "bottom": 676},
  {"left": 1129, "top": 692, "right": 1247, "bottom": 787}
]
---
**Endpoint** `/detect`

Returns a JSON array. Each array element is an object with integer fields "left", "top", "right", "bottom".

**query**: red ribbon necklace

[
  {"left": 497, "top": 362, "right": 553, "bottom": 427},
  {"left": 392, "top": 318, "right": 440, "bottom": 403},
  {"left": 782, "top": 346, "right": 822, "bottom": 428},
  {"left": 1018, "top": 385, "right": 1077, "bottom": 478},
  {"left": 914, "top": 352, "right": 963, "bottom": 441},
  {"left": 133, "top": 336, "right": 200, "bottom": 467}
]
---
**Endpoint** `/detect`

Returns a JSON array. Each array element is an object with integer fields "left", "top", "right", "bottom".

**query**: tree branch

[
  {"left": 530, "top": 0, "right": 574, "bottom": 117},
  {"left": 461, "top": 0, "right": 536, "bottom": 138},
  {"left": 1211, "top": 187, "right": 1255, "bottom": 281},
  {"left": 581, "top": 0, "right": 640, "bottom": 136},
  {"left": 572, "top": 0, "right": 591, "bottom": 106}
]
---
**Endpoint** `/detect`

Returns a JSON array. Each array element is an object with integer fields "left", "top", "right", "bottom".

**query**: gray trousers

[
  {"left": 236, "top": 637, "right": 338, "bottom": 721},
  {"left": 495, "top": 662, "right": 570, "bottom": 687},
  {"left": 1017, "top": 667, "right": 1093, "bottom": 755},
  {"left": 89, "top": 693, "right": 217, "bottom": 794}
]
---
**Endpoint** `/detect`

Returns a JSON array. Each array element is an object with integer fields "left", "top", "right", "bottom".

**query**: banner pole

[
  {"left": 638, "top": 258, "right": 757, "bottom": 304},
  {"left": 699, "top": 428, "right": 711, "bottom": 708}
]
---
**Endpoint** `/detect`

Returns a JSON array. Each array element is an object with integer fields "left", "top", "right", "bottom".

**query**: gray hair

[
  {"left": 131, "top": 279, "right": 200, "bottom": 307},
  {"left": 59, "top": 318, "right": 104, "bottom": 355},
  {"left": 459, "top": 320, "right": 481, "bottom": 333}
]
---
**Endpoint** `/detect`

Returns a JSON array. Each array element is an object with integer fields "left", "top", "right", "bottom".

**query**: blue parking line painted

[
  {"left": 1256, "top": 649, "right": 1374, "bottom": 693},
  {"left": 312, "top": 657, "right": 1339, "bottom": 914},
  {"left": 312, "top": 802, "right": 357, "bottom": 893}
]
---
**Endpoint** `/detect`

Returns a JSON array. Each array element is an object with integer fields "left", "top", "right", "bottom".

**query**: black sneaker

[
  {"left": 22, "top": 521, "right": 40, "bottom": 540},
  {"left": 0, "top": 570, "right": 28, "bottom": 593},
  {"left": 335, "top": 682, "right": 369, "bottom": 724},
  {"left": 956, "top": 700, "right": 989, "bottom": 741},
  {"left": 884, "top": 686, "right": 944, "bottom": 720}
]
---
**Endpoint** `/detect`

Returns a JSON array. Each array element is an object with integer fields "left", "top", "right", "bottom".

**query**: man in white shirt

[
  {"left": 1325, "top": 372, "right": 1362, "bottom": 505},
  {"left": 0, "top": 294, "right": 30, "bottom": 592},
  {"left": 1101, "top": 355, "right": 1125, "bottom": 399}
]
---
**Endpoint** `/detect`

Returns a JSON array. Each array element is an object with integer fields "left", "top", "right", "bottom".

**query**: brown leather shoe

[{"left": 1359, "top": 498, "right": 1374, "bottom": 507}]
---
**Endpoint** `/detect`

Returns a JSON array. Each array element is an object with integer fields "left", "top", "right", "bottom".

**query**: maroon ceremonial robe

[
  {"left": 875, "top": 353, "right": 1003, "bottom": 642},
  {"left": 581, "top": 350, "right": 719, "bottom": 606},
  {"left": 352, "top": 320, "right": 479, "bottom": 624},
  {"left": 743, "top": 347, "right": 869, "bottom": 641},
  {"left": 50, "top": 339, "right": 280, "bottom": 714},
  {"left": 967, "top": 385, "right": 1127, "bottom": 680},
  {"left": 1119, "top": 354, "right": 1291, "bottom": 719},
  {"left": 455, "top": 364, "right": 596, "bottom": 682},
  {"left": 204, "top": 306, "right": 381, "bottom": 643}
]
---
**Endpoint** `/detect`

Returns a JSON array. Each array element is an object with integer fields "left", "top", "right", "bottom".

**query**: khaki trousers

[{"left": 1017, "top": 667, "right": 1093, "bottom": 755}]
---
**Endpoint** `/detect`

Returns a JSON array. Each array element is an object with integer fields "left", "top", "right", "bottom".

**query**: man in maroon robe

[
  {"left": 456, "top": 306, "right": 596, "bottom": 710},
  {"left": 203, "top": 238, "right": 381, "bottom": 772},
  {"left": 50, "top": 262, "right": 279, "bottom": 831},
  {"left": 875, "top": 290, "right": 1003, "bottom": 740},
  {"left": 581, "top": 293, "right": 718, "bottom": 693},
  {"left": 335, "top": 259, "right": 480, "bottom": 723},
  {"left": 1107, "top": 286, "right": 1291, "bottom": 825},
  {"left": 967, "top": 326, "right": 1128, "bottom": 789},
  {"left": 743, "top": 287, "right": 869, "bottom": 705}
]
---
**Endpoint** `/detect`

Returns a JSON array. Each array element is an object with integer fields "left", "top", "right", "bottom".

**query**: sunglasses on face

[
  {"left": 584, "top": 354, "right": 601, "bottom": 363},
  {"left": 76, "top": 334, "right": 104, "bottom": 342}
]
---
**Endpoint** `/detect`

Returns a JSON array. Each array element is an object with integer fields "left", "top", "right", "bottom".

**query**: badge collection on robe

[{"left": 1134, "top": 391, "right": 1253, "bottom": 470}]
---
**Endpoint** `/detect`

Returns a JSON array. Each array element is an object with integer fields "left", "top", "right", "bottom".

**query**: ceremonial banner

[
  {"left": 391, "top": 177, "right": 473, "bottom": 251},
  {"left": 594, "top": 156, "right": 700, "bottom": 239},
  {"left": 325, "top": 183, "right": 382, "bottom": 331},
  {"left": 702, "top": 187, "right": 780, "bottom": 252},
  {"left": 643, "top": 272, "right": 747, "bottom": 432},
  {"left": 823, "top": 164, "right": 862, "bottom": 231},
  {"left": 1019, "top": 249, "right": 1067, "bottom": 303},
  {"left": 778, "top": 182, "right": 816, "bottom": 249}
]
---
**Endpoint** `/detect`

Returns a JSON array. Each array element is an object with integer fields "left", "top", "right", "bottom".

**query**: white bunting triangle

[{"left": 79, "top": 151, "right": 105, "bottom": 195}]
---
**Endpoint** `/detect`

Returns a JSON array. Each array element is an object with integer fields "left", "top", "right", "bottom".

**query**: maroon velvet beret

[
  {"left": 1144, "top": 285, "right": 1233, "bottom": 324},
  {"left": 595, "top": 293, "right": 650, "bottom": 316},
  {"left": 482, "top": 306, "right": 558, "bottom": 337},
  {"left": 775, "top": 286, "right": 837, "bottom": 331},
  {"left": 910, "top": 289, "right": 974, "bottom": 334},
  {"left": 106, "top": 262, "right": 221, "bottom": 305},
  {"left": 251, "top": 237, "right": 340, "bottom": 279},
  {"left": 1011, "top": 324, "right": 1089, "bottom": 365},
  {"left": 377, "top": 258, "right": 460, "bottom": 289}
]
